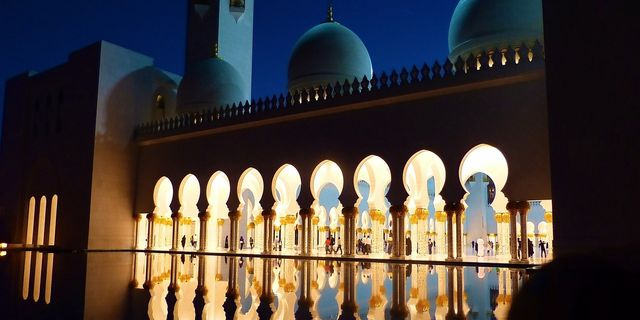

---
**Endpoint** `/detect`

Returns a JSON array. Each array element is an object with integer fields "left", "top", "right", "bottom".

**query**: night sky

[{"left": 0, "top": 0, "right": 458, "bottom": 132}]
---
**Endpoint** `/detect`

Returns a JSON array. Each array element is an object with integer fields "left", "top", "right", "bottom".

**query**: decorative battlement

[{"left": 136, "top": 41, "right": 544, "bottom": 140}]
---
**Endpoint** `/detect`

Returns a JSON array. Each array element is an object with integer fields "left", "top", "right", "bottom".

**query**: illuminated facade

[{"left": 1, "top": 0, "right": 552, "bottom": 264}]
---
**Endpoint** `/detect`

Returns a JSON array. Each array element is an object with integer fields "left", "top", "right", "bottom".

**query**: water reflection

[
  {"left": 132, "top": 253, "right": 527, "bottom": 320},
  {"left": 3, "top": 252, "right": 529, "bottom": 320}
]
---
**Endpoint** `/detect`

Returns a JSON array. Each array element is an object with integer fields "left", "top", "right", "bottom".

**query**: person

[
  {"left": 539, "top": 240, "right": 547, "bottom": 258},
  {"left": 240, "top": 236, "right": 245, "bottom": 250},
  {"left": 181, "top": 234, "right": 187, "bottom": 249},
  {"left": 224, "top": 235, "right": 229, "bottom": 249},
  {"left": 330, "top": 236, "right": 336, "bottom": 253},
  {"left": 406, "top": 236, "right": 412, "bottom": 255},
  {"left": 517, "top": 238, "right": 522, "bottom": 258},
  {"left": 325, "top": 237, "right": 331, "bottom": 254},
  {"left": 474, "top": 241, "right": 479, "bottom": 255},
  {"left": 428, "top": 238, "right": 433, "bottom": 254},
  {"left": 366, "top": 235, "right": 371, "bottom": 254},
  {"left": 472, "top": 240, "right": 476, "bottom": 254},
  {"left": 528, "top": 238, "right": 534, "bottom": 258},
  {"left": 249, "top": 236, "right": 254, "bottom": 249},
  {"left": 335, "top": 237, "right": 343, "bottom": 254}
]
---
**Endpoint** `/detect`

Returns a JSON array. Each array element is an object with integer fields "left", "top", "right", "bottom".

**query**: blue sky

[{"left": 0, "top": 0, "right": 458, "bottom": 132}]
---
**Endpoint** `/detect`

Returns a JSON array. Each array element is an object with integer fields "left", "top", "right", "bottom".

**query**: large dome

[
  {"left": 448, "top": 0, "right": 544, "bottom": 59},
  {"left": 288, "top": 21, "right": 373, "bottom": 92},
  {"left": 177, "top": 57, "right": 247, "bottom": 111}
]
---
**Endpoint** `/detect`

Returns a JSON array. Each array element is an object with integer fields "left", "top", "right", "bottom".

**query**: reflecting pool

[{"left": 0, "top": 251, "right": 534, "bottom": 319}]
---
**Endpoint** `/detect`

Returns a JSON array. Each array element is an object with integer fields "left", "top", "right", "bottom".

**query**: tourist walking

[{"left": 240, "top": 236, "right": 245, "bottom": 250}]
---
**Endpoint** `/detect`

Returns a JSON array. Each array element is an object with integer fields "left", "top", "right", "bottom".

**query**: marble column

[
  {"left": 456, "top": 267, "right": 465, "bottom": 319},
  {"left": 506, "top": 202, "right": 519, "bottom": 263},
  {"left": 455, "top": 206, "right": 464, "bottom": 261},
  {"left": 299, "top": 209, "right": 311, "bottom": 254},
  {"left": 171, "top": 211, "right": 182, "bottom": 251},
  {"left": 444, "top": 203, "right": 456, "bottom": 261},
  {"left": 306, "top": 209, "right": 314, "bottom": 253},
  {"left": 198, "top": 211, "right": 211, "bottom": 252},
  {"left": 228, "top": 210, "right": 241, "bottom": 252},
  {"left": 146, "top": 213, "right": 156, "bottom": 250},
  {"left": 342, "top": 207, "right": 358, "bottom": 256},
  {"left": 390, "top": 205, "right": 408, "bottom": 258},
  {"left": 166, "top": 254, "right": 180, "bottom": 319},
  {"left": 446, "top": 266, "right": 455, "bottom": 320},
  {"left": 223, "top": 257, "right": 240, "bottom": 319},
  {"left": 216, "top": 218, "right": 224, "bottom": 249},
  {"left": 262, "top": 209, "right": 276, "bottom": 254},
  {"left": 518, "top": 201, "right": 531, "bottom": 262},
  {"left": 416, "top": 208, "right": 429, "bottom": 256}
]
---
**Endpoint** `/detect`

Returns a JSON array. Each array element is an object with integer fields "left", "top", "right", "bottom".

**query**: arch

[
  {"left": 153, "top": 177, "right": 174, "bottom": 217},
  {"left": 272, "top": 164, "right": 302, "bottom": 216},
  {"left": 178, "top": 174, "right": 201, "bottom": 217},
  {"left": 272, "top": 164, "right": 302, "bottom": 251},
  {"left": 403, "top": 150, "right": 446, "bottom": 256},
  {"left": 237, "top": 168, "right": 264, "bottom": 217},
  {"left": 403, "top": 149, "right": 446, "bottom": 209},
  {"left": 310, "top": 160, "right": 344, "bottom": 200},
  {"left": 354, "top": 155, "right": 391, "bottom": 210},
  {"left": 354, "top": 155, "right": 391, "bottom": 255},
  {"left": 459, "top": 144, "right": 508, "bottom": 200},
  {"left": 206, "top": 171, "right": 231, "bottom": 219},
  {"left": 25, "top": 197, "right": 36, "bottom": 245},
  {"left": 310, "top": 160, "right": 344, "bottom": 251}
]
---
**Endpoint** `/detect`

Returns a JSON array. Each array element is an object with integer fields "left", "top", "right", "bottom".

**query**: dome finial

[{"left": 327, "top": 2, "right": 334, "bottom": 22}]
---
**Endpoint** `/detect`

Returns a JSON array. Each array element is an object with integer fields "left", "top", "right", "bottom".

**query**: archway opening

[
  {"left": 310, "top": 160, "right": 343, "bottom": 253},
  {"left": 237, "top": 168, "right": 263, "bottom": 251},
  {"left": 206, "top": 171, "right": 231, "bottom": 250},
  {"left": 272, "top": 164, "right": 301, "bottom": 252},
  {"left": 152, "top": 177, "right": 174, "bottom": 250},
  {"left": 354, "top": 155, "right": 391, "bottom": 255},
  {"left": 178, "top": 174, "right": 201, "bottom": 251}
]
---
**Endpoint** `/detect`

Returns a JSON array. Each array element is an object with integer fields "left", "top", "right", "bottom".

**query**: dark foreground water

[{"left": 0, "top": 251, "right": 533, "bottom": 320}]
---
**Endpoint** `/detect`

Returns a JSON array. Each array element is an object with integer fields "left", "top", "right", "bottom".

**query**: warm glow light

[
  {"left": 0, "top": 251, "right": 6, "bottom": 256},
  {"left": 0, "top": 242, "right": 7, "bottom": 248}
]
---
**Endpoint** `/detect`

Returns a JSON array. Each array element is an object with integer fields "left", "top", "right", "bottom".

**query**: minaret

[{"left": 185, "top": 0, "right": 253, "bottom": 96}]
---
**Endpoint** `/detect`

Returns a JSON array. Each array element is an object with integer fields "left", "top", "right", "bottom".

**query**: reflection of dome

[
  {"left": 177, "top": 57, "right": 247, "bottom": 111},
  {"left": 288, "top": 19, "right": 372, "bottom": 92},
  {"left": 448, "top": 0, "right": 544, "bottom": 59}
]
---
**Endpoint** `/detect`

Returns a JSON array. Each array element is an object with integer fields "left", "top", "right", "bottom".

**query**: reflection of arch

[
  {"left": 272, "top": 164, "right": 302, "bottom": 251},
  {"left": 354, "top": 155, "right": 391, "bottom": 254}
]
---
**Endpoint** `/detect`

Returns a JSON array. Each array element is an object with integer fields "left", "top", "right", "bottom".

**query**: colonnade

[{"left": 141, "top": 145, "right": 550, "bottom": 263}]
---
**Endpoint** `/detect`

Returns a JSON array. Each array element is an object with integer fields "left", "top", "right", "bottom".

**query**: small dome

[
  {"left": 177, "top": 57, "right": 247, "bottom": 111},
  {"left": 448, "top": 0, "right": 544, "bottom": 59},
  {"left": 288, "top": 21, "right": 373, "bottom": 92}
]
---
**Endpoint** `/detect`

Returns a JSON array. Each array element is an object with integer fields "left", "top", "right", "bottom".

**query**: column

[
  {"left": 146, "top": 213, "right": 156, "bottom": 250},
  {"left": 436, "top": 211, "right": 447, "bottom": 255},
  {"left": 198, "top": 211, "right": 211, "bottom": 252},
  {"left": 416, "top": 208, "right": 428, "bottom": 256},
  {"left": 455, "top": 205, "right": 464, "bottom": 261},
  {"left": 285, "top": 214, "right": 296, "bottom": 251},
  {"left": 166, "top": 254, "right": 180, "bottom": 318},
  {"left": 216, "top": 218, "right": 224, "bottom": 249},
  {"left": 262, "top": 209, "right": 275, "bottom": 254},
  {"left": 390, "top": 205, "right": 407, "bottom": 258},
  {"left": 456, "top": 266, "right": 464, "bottom": 318},
  {"left": 446, "top": 266, "right": 455, "bottom": 320},
  {"left": 519, "top": 201, "right": 531, "bottom": 262},
  {"left": 299, "top": 209, "right": 311, "bottom": 254},
  {"left": 306, "top": 209, "right": 314, "bottom": 253},
  {"left": 228, "top": 210, "right": 241, "bottom": 252},
  {"left": 342, "top": 207, "right": 358, "bottom": 256},
  {"left": 171, "top": 211, "right": 182, "bottom": 251},
  {"left": 506, "top": 202, "right": 519, "bottom": 263},
  {"left": 445, "top": 207, "right": 455, "bottom": 261},
  {"left": 223, "top": 257, "right": 240, "bottom": 318}
]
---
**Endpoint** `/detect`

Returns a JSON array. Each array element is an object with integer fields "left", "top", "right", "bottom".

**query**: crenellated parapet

[{"left": 136, "top": 41, "right": 544, "bottom": 140}]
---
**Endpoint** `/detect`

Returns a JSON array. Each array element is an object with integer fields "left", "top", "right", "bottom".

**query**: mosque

[{"left": 1, "top": 0, "right": 550, "bottom": 264}]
